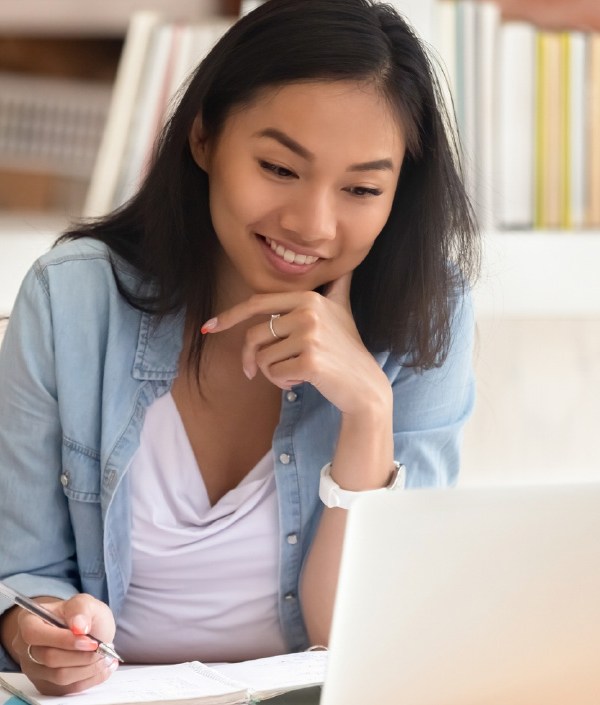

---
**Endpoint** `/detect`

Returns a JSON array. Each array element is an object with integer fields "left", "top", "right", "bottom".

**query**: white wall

[{"left": 462, "top": 317, "right": 600, "bottom": 486}]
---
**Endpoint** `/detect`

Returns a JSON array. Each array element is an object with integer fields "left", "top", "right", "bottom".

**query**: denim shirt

[{"left": 0, "top": 238, "right": 475, "bottom": 671}]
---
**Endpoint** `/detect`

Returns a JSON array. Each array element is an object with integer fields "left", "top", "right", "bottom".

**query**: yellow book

[
  {"left": 586, "top": 34, "right": 600, "bottom": 227},
  {"left": 535, "top": 32, "right": 569, "bottom": 229}
]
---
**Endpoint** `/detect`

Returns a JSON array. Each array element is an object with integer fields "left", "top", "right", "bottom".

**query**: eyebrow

[{"left": 255, "top": 128, "right": 395, "bottom": 173}]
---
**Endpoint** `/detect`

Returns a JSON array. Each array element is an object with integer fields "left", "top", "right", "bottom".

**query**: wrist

[
  {"left": 341, "top": 368, "right": 392, "bottom": 421},
  {"left": 319, "top": 461, "right": 405, "bottom": 509}
]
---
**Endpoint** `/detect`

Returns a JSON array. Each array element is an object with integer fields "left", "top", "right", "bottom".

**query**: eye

[
  {"left": 345, "top": 186, "right": 383, "bottom": 198},
  {"left": 259, "top": 160, "right": 297, "bottom": 179}
]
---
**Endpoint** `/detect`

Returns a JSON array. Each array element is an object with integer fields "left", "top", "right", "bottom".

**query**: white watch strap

[{"left": 318, "top": 462, "right": 404, "bottom": 510}]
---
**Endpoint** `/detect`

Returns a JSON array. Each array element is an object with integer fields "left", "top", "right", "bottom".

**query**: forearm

[{"left": 300, "top": 391, "right": 394, "bottom": 645}]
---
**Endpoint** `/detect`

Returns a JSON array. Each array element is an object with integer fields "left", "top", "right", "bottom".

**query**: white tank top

[{"left": 113, "top": 392, "right": 287, "bottom": 663}]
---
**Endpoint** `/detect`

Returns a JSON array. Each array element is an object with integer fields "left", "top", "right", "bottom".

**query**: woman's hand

[
  {"left": 11, "top": 594, "right": 118, "bottom": 695},
  {"left": 201, "top": 272, "right": 390, "bottom": 417}
]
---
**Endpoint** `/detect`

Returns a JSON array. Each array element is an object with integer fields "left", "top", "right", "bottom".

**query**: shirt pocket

[{"left": 61, "top": 439, "right": 105, "bottom": 580}]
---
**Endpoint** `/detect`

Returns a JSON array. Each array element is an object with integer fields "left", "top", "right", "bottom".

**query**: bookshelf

[
  {"left": 0, "top": 1, "right": 237, "bottom": 213},
  {"left": 0, "top": 1, "right": 224, "bottom": 36},
  {"left": 425, "top": 0, "right": 600, "bottom": 319},
  {"left": 2, "top": 0, "right": 600, "bottom": 321}
]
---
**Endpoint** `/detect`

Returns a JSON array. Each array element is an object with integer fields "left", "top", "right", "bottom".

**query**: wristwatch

[{"left": 319, "top": 461, "right": 406, "bottom": 510}]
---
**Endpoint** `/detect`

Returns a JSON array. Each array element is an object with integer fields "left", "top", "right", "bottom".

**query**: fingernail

[
  {"left": 108, "top": 659, "right": 119, "bottom": 672},
  {"left": 243, "top": 367, "right": 253, "bottom": 380},
  {"left": 201, "top": 318, "right": 217, "bottom": 333},
  {"left": 71, "top": 615, "right": 90, "bottom": 635},
  {"left": 75, "top": 637, "right": 97, "bottom": 650},
  {"left": 104, "top": 654, "right": 116, "bottom": 665}
]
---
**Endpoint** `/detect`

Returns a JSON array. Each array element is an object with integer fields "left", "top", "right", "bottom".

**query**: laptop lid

[{"left": 321, "top": 484, "right": 600, "bottom": 705}]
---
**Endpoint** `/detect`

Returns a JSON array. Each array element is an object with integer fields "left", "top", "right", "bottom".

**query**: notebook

[{"left": 321, "top": 483, "right": 600, "bottom": 705}]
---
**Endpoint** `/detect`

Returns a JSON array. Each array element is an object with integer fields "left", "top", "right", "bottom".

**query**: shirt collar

[{"left": 133, "top": 309, "right": 185, "bottom": 380}]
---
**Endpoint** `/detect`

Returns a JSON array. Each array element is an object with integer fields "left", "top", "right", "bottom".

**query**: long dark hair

[{"left": 60, "top": 0, "right": 479, "bottom": 370}]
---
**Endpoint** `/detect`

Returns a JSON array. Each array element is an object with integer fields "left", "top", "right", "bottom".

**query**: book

[
  {"left": 114, "top": 22, "right": 179, "bottom": 206},
  {"left": 434, "top": 0, "right": 458, "bottom": 107},
  {"left": 84, "top": 11, "right": 162, "bottom": 217},
  {"left": 586, "top": 33, "right": 600, "bottom": 227},
  {"left": 567, "top": 32, "right": 587, "bottom": 229},
  {"left": 473, "top": 1, "right": 501, "bottom": 232},
  {"left": 495, "top": 21, "right": 536, "bottom": 229},
  {"left": 387, "top": 0, "right": 436, "bottom": 43},
  {"left": 84, "top": 14, "right": 232, "bottom": 216},
  {"left": 0, "top": 651, "right": 327, "bottom": 705},
  {"left": 239, "top": 1, "right": 265, "bottom": 16},
  {"left": 534, "top": 31, "right": 569, "bottom": 229},
  {"left": 454, "top": 1, "right": 477, "bottom": 216}
]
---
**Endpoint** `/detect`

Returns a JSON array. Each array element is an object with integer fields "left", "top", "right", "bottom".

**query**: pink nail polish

[
  {"left": 201, "top": 317, "right": 217, "bottom": 334},
  {"left": 71, "top": 615, "right": 89, "bottom": 635}
]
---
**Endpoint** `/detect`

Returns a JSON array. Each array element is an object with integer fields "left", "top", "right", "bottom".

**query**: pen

[{"left": 0, "top": 580, "right": 124, "bottom": 663}]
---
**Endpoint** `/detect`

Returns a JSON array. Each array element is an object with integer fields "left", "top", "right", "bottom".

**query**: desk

[{"left": 270, "top": 687, "right": 321, "bottom": 705}]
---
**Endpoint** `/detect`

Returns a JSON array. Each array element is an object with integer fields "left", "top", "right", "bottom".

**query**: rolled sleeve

[{"left": 389, "top": 289, "right": 476, "bottom": 487}]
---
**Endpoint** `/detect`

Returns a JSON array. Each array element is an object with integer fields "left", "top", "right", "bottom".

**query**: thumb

[
  {"left": 62, "top": 594, "right": 115, "bottom": 642},
  {"left": 323, "top": 271, "right": 352, "bottom": 309}
]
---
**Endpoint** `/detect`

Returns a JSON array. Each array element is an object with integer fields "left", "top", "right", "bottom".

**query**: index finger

[
  {"left": 201, "top": 292, "right": 303, "bottom": 334},
  {"left": 18, "top": 609, "right": 95, "bottom": 652}
]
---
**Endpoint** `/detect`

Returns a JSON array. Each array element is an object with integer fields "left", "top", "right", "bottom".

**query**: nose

[{"left": 279, "top": 186, "right": 337, "bottom": 242}]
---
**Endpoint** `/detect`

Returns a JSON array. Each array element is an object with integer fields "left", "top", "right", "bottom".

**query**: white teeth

[{"left": 265, "top": 237, "right": 318, "bottom": 266}]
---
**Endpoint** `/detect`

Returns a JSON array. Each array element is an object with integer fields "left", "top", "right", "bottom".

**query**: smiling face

[{"left": 190, "top": 80, "right": 406, "bottom": 305}]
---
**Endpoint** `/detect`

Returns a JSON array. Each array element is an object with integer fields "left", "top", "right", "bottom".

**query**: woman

[{"left": 0, "top": 0, "right": 479, "bottom": 694}]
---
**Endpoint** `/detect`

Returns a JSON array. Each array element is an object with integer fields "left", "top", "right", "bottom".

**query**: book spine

[
  {"left": 568, "top": 32, "right": 587, "bottom": 230},
  {"left": 456, "top": 1, "right": 477, "bottom": 216},
  {"left": 586, "top": 33, "right": 600, "bottom": 227},
  {"left": 474, "top": 1, "right": 501, "bottom": 231},
  {"left": 495, "top": 22, "right": 536, "bottom": 229},
  {"left": 84, "top": 11, "right": 162, "bottom": 217},
  {"left": 534, "top": 32, "right": 569, "bottom": 229}
]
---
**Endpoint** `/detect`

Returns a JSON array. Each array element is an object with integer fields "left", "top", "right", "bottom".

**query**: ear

[{"left": 189, "top": 114, "right": 210, "bottom": 171}]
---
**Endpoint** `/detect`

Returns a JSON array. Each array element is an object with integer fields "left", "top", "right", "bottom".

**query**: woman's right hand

[{"left": 10, "top": 594, "right": 118, "bottom": 695}]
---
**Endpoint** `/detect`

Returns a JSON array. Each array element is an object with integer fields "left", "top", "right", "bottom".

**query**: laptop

[{"left": 321, "top": 483, "right": 600, "bottom": 705}]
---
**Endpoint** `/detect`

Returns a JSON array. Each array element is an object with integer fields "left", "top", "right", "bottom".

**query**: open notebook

[
  {"left": 0, "top": 652, "right": 325, "bottom": 705},
  {"left": 321, "top": 483, "right": 600, "bottom": 705}
]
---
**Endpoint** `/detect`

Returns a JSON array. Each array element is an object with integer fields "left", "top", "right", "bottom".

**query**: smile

[{"left": 264, "top": 237, "right": 319, "bottom": 266}]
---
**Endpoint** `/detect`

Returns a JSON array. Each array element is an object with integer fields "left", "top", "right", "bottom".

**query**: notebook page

[
  {"left": 213, "top": 651, "right": 328, "bottom": 695},
  {"left": 0, "top": 663, "right": 245, "bottom": 705}
]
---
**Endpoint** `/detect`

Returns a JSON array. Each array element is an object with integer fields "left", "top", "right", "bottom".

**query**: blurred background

[{"left": 0, "top": 0, "right": 599, "bottom": 485}]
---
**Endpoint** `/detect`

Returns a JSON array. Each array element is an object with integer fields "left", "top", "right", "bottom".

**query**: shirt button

[
  {"left": 60, "top": 473, "right": 69, "bottom": 487},
  {"left": 287, "top": 534, "right": 298, "bottom": 545},
  {"left": 286, "top": 391, "right": 298, "bottom": 403},
  {"left": 279, "top": 453, "right": 291, "bottom": 465},
  {"left": 284, "top": 592, "right": 296, "bottom": 601}
]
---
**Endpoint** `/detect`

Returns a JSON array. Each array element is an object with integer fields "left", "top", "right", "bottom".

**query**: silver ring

[
  {"left": 27, "top": 644, "right": 44, "bottom": 666},
  {"left": 269, "top": 313, "right": 282, "bottom": 340}
]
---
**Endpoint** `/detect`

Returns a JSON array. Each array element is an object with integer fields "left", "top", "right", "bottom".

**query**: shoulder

[
  {"left": 33, "top": 237, "right": 143, "bottom": 293},
  {"left": 16, "top": 237, "right": 148, "bottom": 334}
]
